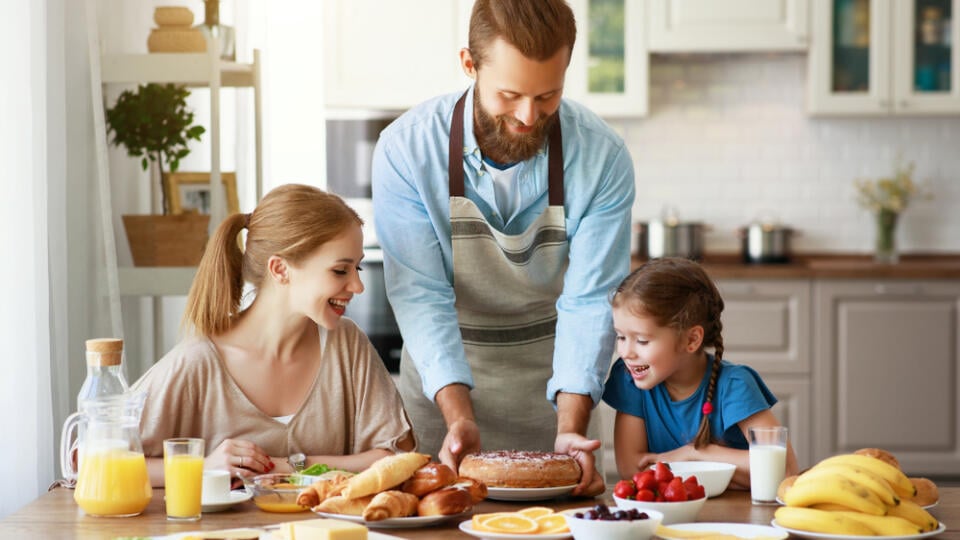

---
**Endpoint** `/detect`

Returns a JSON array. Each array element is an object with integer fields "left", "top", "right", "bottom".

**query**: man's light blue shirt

[{"left": 371, "top": 84, "right": 635, "bottom": 405}]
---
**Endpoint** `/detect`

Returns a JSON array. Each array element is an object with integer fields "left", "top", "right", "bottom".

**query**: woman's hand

[{"left": 206, "top": 438, "right": 276, "bottom": 478}]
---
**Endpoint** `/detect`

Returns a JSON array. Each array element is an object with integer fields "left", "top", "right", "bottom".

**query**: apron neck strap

[{"left": 449, "top": 91, "right": 564, "bottom": 206}]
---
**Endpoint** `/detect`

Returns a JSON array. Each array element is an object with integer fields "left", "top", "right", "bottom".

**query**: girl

[
  {"left": 134, "top": 184, "right": 415, "bottom": 486},
  {"left": 602, "top": 257, "right": 798, "bottom": 489}
]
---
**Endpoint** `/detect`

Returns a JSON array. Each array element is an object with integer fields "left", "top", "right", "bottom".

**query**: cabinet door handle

[{"left": 873, "top": 283, "right": 921, "bottom": 295}]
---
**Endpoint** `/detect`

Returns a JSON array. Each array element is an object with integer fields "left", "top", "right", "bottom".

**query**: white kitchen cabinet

[
  {"left": 322, "top": 0, "right": 473, "bottom": 111},
  {"left": 566, "top": 0, "right": 649, "bottom": 117},
  {"left": 716, "top": 280, "right": 812, "bottom": 375},
  {"left": 808, "top": 0, "right": 960, "bottom": 115},
  {"left": 716, "top": 279, "right": 813, "bottom": 468},
  {"left": 647, "top": 0, "right": 809, "bottom": 52},
  {"left": 813, "top": 280, "right": 960, "bottom": 475}
]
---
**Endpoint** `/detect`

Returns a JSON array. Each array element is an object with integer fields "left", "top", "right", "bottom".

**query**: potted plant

[{"left": 106, "top": 83, "right": 209, "bottom": 266}]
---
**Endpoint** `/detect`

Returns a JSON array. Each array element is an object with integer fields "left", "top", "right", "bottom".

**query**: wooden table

[{"left": 1, "top": 487, "right": 956, "bottom": 539}]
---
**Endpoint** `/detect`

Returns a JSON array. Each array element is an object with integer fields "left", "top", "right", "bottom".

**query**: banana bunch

[{"left": 776, "top": 453, "right": 939, "bottom": 536}]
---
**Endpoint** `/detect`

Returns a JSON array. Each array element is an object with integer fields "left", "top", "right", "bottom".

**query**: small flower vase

[{"left": 874, "top": 208, "right": 900, "bottom": 264}]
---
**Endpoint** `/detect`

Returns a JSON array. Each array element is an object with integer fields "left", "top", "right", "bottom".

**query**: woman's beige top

[{"left": 133, "top": 318, "right": 414, "bottom": 459}]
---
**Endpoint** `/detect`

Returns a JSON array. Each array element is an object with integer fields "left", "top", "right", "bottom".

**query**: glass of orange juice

[{"left": 163, "top": 438, "right": 205, "bottom": 521}]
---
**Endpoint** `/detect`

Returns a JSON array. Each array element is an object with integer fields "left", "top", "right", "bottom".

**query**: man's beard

[{"left": 473, "top": 87, "right": 556, "bottom": 165}]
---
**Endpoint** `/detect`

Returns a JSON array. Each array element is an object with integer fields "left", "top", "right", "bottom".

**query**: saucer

[{"left": 202, "top": 490, "right": 252, "bottom": 513}]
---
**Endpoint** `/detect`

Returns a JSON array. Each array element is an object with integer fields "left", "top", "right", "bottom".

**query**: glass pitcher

[{"left": 60, "top": 392, "right": 152, "bottom": 517}]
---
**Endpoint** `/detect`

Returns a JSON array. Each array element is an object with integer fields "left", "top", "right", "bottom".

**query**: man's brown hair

[{"left": 468, "top": 0, "right": 577, "bottom": 68}]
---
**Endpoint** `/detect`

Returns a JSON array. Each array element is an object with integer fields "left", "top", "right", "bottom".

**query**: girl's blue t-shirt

[{"left": 601, "top": 356, "right": 777, "bottom": 453}]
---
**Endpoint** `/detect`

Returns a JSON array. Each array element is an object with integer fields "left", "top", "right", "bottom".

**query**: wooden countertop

[
  {"left": 633, "top": 254, "right": 960, "bottom": 279},
  {"left": 1, "top": 486, "right": 957, "bottom": 539}
]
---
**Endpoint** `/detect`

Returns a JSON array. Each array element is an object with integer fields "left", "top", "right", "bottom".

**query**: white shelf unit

[{"left": 95, "top": 50, "right": 263, "bottom": 297}]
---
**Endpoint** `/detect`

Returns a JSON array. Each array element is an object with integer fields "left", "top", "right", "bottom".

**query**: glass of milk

[{"left": 748, "top": 426, "right": 788, "bottom": 505}]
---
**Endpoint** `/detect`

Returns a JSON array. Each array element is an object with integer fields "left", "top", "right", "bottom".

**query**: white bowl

[
  {"left": 664, "top": 461, "right": 736, "bottom": 498},
  {"left": 563, "top": 506, "right": 663, "bottom": 540},
  {"left": 613, "top": 494, "right": 706, "bottom": 524}
]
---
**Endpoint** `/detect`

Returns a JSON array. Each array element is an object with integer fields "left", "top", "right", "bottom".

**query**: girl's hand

[
  {"left": 637, "top": 445, "right": 696, "bottom": 470},
  {"left": 206, "top": 438, "right": 276, "bottom": 478}
]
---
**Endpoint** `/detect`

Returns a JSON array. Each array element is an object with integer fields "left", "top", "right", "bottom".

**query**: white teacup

[{"left": 202, "top": 469, "right": 232, "bottom": 503}]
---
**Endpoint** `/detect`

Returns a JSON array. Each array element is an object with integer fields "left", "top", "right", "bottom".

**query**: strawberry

[
  {"left": 635, "top": 488, "right": 656, "bottom": 501},
  {"left": 653, "top": 462, "right": 674, "bottom": 483},
  {"left": 689, "top": 483, "right": 706, "bottom": 500},
  {"left": 633, "top": 470, "right": 657, "bottom": 492},
  {"left": 664, "top": 476, "right": 689, "bottom": 502},
  {"left": 613, "top": 479, "right": 637, "bottom": 499}
]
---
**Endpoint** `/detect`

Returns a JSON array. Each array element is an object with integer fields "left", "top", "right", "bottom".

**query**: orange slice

[
  {"left": 482, "top": 514, "right": 539, "bottom": 534},
  {"left": 535, "top": 513, "right": 570, "bottom": 533},
  {"left": 518, "top": 506, "right": 554, "bottom": 519},
  {"left": 473, "top": 512, "right": 511, "bottom": 532}
]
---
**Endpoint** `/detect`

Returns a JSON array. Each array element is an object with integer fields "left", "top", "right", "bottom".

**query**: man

[{"left": 371, "top": 0, "right": 634, "bottom": 496}]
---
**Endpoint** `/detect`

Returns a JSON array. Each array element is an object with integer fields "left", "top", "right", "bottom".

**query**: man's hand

[
  {"left": 435, "top": 383, "right": 480, "bottom": 473},
  {"left": 556, "top": 432, "right": 605, "bottom": 497},
  {"left": 438, "top": 417, "right": 481, "bottom": 473}
]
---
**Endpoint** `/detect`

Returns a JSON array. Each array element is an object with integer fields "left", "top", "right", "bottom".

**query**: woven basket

[{"left": 122, "top": 214, "right": 210, "bottom": 267}]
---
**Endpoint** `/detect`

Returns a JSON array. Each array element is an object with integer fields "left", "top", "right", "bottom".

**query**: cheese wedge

[{"left": 280, "top": 518, "right": 368, "bottom": 540}]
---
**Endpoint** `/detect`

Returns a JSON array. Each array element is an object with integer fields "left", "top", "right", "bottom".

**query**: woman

[{"left": 134, "top": 184, "right": 415, "bottom": 486}]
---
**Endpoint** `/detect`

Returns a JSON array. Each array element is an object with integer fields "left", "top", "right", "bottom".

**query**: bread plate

[
  {"left": 658, "top": 522, "right": 788, "bottom": 540},
  {"left": 485, "top": 485, "right": 577, "bottom": 502},
  {"left": 312, "top": 510, "right": 470, "bottom": 529},
  {"left": 771, "top": 519, "right": 947, "bottom": 540},
  {"left": 201, "top": 489, "right": 253, "bottom": 513},
  {"left": 458, "top": 519, "right": 572, "bottom": 539}
]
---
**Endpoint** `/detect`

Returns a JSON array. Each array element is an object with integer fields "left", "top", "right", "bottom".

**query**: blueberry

[
  {"left": 584, "top": 510, "right": 598, "bottom": 520},
  {"left": 574, "top": 512, "right": 584, "bottom": 519}
]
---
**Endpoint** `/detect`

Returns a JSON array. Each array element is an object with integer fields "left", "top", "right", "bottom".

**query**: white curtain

[{"left": 0, "top": 0, "right": 59, "bottom": 518}]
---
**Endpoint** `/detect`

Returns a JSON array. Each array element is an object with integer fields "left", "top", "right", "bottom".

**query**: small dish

[
  {"left": 244, "top": 473, "right": 311, "bottom": 513},
  {"left": 662, "top": 461, "right": 737, "bottom": 498},
  {"left": 458, "top": 519, "right": 573, "bottom": 539},
  {"left": 564, "top": 506, "right": 663, "bottom": 540},
  {"left": 659, "top": 522, "right": 788, "bottom": 540},
  {"left": 485, "top": 485, "right": 577, "bottom": 502},
  {"left": 201, "top": 489, "right": 253, "bottom": 513},
  {"left": 313, "top": 510, "right": 470, "bottom": 529},
  {"left": 612, "top": 494, "right": 706, "bottom": 524}
]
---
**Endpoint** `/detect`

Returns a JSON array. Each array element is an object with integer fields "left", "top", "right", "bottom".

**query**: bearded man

[{"left": 371, "top": 0, "right": 634, "bottom": 497}]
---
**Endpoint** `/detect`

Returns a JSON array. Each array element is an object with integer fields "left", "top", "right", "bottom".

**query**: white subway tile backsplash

[{"left": 625, "top": 55, "right": 960, "bottom": 253}]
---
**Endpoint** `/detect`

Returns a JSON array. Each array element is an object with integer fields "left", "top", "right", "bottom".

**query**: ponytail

[
  {"left": 182, "top": 212, "right": 248, "bottom": 336},
  {"left": 692, "top": 337, "right": 723, "bottom": 449}
]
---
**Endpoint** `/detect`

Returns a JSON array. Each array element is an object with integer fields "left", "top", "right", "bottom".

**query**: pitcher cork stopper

[{"left": 85, "top": 338, "right": 123, "bottom": 366}]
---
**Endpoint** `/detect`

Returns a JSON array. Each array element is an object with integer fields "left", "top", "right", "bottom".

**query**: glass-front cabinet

[
  {"left": 809, "top": 0, "right": 960, "bottom": 115},
  {"left": 565, "top": 0, "right": 648, "bottom": 117}
]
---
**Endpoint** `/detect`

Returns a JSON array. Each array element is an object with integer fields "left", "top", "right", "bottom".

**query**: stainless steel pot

[
  {"left": 739, "top": 223, "right": 795, "bottom": 264},
  {"left": 636, "top": 221, "right": 706, "bottom": 261}
]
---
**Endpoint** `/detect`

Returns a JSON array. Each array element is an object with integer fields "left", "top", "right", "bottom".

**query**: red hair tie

[{"left": 701, "top": 401, "right": 714, "bottom": 415}]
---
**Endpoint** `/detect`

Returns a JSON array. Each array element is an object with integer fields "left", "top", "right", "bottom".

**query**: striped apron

[{"left": 399, "top": 92, "right": 571, "bottom": 457}]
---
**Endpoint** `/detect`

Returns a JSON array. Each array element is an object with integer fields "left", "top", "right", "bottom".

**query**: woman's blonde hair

[
  {"left": 183, "top": 184, "right": 362, "bottom": 336},
  {"left": 612, "top": 257, "right": 725, "bottom": 449}
]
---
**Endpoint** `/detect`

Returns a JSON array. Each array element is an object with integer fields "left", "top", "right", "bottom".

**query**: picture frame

[{"left": 165, "top": 172, "right": 240, "bottom": 216}]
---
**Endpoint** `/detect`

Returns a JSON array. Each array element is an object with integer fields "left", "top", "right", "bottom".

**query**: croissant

[
  {"left": 416, "top": 484, "right": 474, "bottom": 516},
  {"left": 341, "top": 452, "right": 430, "bottom": 500},
  {"left": 313, "top": 494, "right": 374, "bottom": 516},
  {"left": 361, "top": 490, "right": 419, "bottom": 521},
  {"left": 401, "top": 462, "right": 457, "bottom": 497},
  {"left": 296, "top": 472, "right": 352, "bottom": 508}
]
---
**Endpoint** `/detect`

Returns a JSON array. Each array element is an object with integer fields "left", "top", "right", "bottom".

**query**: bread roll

[
  {"left": 853, "top": 448, "right": 900, "bottom": 469},
  {"left": 313, "top": 494, "right": 373, "bottom": 516},
  {"left": 417, "top": 485, "right": 474, "bottom": 516},
  {"left": 296, "top": 472, "right": 352, "bottom": 508},
  {"left": 777, "top": 474, "right": 797, "bottom": 500},
  {"left": 910, "top": 477, "right": 939, "bottom": 506},
  {"left": 362, "top": 490, "right": 418, "bottom": 521},
  {"left": 341, "top": 452, "right": 430, "bottom": 500},
  {"left": 401, "top": 463, "right": 457, "bottom": 497},
  {"left": 451, "top": 476, "right": 488, "bottom": 503}
]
